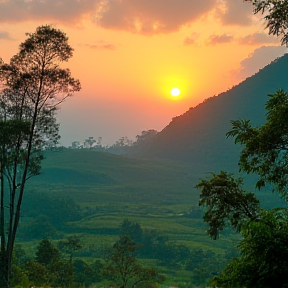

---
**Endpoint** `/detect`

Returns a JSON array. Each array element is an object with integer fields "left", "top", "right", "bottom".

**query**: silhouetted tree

[
  {"left": 245, "top": 0, "right": 288, "bottom": 46},
  {"left": 0, "top": 25, "right": 80, "bottom": 287}
]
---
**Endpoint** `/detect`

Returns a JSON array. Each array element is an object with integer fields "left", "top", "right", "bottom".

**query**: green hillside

[
  {"left": 21, "top": 149, "right": 237, "bottom": 253},
  {"left": 30, "top": 149, "right": 199, "bottom": 207},
  {"left": 24, "top": 149, "right": 284, "bottom": 248},
  {"left": 131, "top": 54, "right": 288, "bottom": 167},
  {"left": 18, "top": 149, "right": 241, "bottom": 287}
]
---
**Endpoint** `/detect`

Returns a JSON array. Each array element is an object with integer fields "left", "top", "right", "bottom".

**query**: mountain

[{"left": 131, "top": 54, "right": 288, "bottom": 170}]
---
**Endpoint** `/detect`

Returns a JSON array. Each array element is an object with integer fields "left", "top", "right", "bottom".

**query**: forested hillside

[{"left": 131, "top": 54, "right": 288, "bottom": 169}]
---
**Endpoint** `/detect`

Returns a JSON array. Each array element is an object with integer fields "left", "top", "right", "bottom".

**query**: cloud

[
  {"left": 233, "top": 46, "right": 287, "bottom": 80},
  {"left": 89, "top": 43, "right": 116, "bottom": 50},
  {"left": 92, "top": 0, "right": 218, "bottom": 35},
  {"left": 217, "top": 0, "right": 254, "bottom": 26},
  {"left": 0, "top": 0, "right": 258, "bottom": 35},
  {"left": 238, "top": 33, "right": 280, "bottom": 45},
  {"left": 0, "top": 30, "right": 13, "bottom": 40},
  {"left": 183, "top": 33, "right": 200, "bottom": 46},
  {"left": 206, "top": 34, "right": 234, "bottom": 46},
  {"left": 0, "top": 0, "right": 217, "bottom": 34},
  {"left": 0, "top": 0, "right": 97, "bottom": 24}
]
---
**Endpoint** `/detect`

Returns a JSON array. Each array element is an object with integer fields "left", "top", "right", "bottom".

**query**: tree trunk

[{"left": 0, "top": 251, "right": 9, "bottom": 288}]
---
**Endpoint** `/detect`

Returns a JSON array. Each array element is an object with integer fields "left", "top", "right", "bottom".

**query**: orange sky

[{"left": 0, "top": 0, "right": 287, "bottom": 146}]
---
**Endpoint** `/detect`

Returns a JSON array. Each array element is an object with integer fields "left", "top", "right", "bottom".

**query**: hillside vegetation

[{"left": 131, "top": 54, "right": 288, "bottom": 167}]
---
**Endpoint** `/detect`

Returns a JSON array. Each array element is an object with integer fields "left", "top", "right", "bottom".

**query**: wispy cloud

[
  {"left": 232, "top": 46, "right": 287, "bottom": 80},
  {"left": 217, "top": 0, "right": 254, "bottom": 26},
  {"left": 238, "top": 33, "right": 280, "bottom": 45},
  {"left": 89, "top": 43, "right": 117, "bottom": 50},
  {"left": 206, "top": 34, "right": 234, "bottom": 46},
  {"left": 183, "top": 33, "right": 200, "bottom": 46},
  {"left": 0, "top": 30, "right": 13, "bottom": 40}
]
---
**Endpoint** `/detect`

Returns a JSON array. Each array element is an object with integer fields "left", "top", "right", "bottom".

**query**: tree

[
  {"left": 73, "top": 259, "right": 104, "bottom": 287},
  {"left": 245, "top": 0, "right": 288, "bottom": 46},
  {"left": 120, "top": 218, "right": 143, "bottom": 244},
  {"left": 58, "top": 235, "right": 82, "bottom": 264},
  {"left": 34, "top": 238, "right": 74, "bottom": 287},
  {"left": 24, "top": 260, "right": 48, "bottom": 287},
  {"left": 135, "top": 129, "right": 158, "bottom": 144},
  {"left": 103, "top": 235, "right": 164, "bottom": 288},
  {"left": 197, "top": 89, "right": 288, "bottom": 287},
  {"left": 211, "top": 209, "right": 288, "bottom": 288},
  {"left": 227, "top": 89, "right": 288, "bottom": 198},
  {"left": 35, "top": 239, "right": 61, "bottom": 267},
  {"left": 84, "top": 136, "right": 96, "bottom": 148},
  {"left": 0, "top": 25, "right": 80, "bottom": 287},
  {"left": 196, "top": 171, "right": 260, "bottom": 239}
]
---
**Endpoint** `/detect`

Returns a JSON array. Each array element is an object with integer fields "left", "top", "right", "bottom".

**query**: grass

[
  {"left": 24, "top": 149, "right": 245, "bottom": 251},
  {"left": 20, "top": 148, "right": 277, "bottom": 286}
]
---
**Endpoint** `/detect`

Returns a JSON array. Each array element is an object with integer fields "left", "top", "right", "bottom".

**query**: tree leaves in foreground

[
  {"left": 0, "top": 25, "right": 80, "bottom": 287},
  {"left": 227, "top": 89, "right": 288, "bottom": 199},
  {"left": 211, "top": 209, "right": 288, "bottom": 288},
  {"left": 246, "top": 0, "right": 288, "bottom": 45},
  {"left": 197, "top": 171, "right": 260, "bottom": 239},
  {"left": 197, "top": 89, "right": 288, "bottom": 288}
]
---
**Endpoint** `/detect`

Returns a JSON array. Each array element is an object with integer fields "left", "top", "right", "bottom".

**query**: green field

[{"left": 19, "top": 148, "right": 283, "bottom": 286}]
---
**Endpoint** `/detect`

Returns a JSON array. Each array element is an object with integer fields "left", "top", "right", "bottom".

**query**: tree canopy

[
  {"left": 0, "top": 25, "right": 80, "bottom": 287},
  {"left": 197, "top": 89, "right": 288, "bottom": 287}
]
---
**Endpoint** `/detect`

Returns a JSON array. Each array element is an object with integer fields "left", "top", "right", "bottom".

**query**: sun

[{"left": 170, "top": 87, "right": 181, "bottom": 97}]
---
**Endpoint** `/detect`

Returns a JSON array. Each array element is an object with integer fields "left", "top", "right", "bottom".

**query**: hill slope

[
  {"left": 30, "top": 149, "right": 198, "bottom": 207},
  {"left": 132, "top": 54, "right": 288, "bottom": 168}
]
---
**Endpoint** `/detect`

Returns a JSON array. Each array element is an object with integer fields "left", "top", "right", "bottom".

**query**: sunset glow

[
  {"left": 171, "top": 88, "right": 181, "bottom": 97},
  {"left": 0, "top": 0, "right": 286, "bottom": 146}
]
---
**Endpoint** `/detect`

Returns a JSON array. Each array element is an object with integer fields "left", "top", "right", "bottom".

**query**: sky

[{"left": 0, "top": 0, "right": 287, "bottom": 147}]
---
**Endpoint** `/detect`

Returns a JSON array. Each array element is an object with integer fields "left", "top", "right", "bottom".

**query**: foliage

[
  {"left": 120, "top": 218, "right": 143, "bottom": 244},
  {"left": 22, "top": 192, "right": 82, "bottom": 228},
  {"left": 24, "top": 260, "right": 48, "bottom": 286},
  {"left": 30, "top": 239, "right": 74, "bottom": 287},
  {"left": 197, "top": 89, "right": 288, "bottom": 287},
  {"left": 227, "top": 89, "right": 288, "bottom": 198},
  {"left": 0, "top": 24, "right": 80, "bottom": 287},
  {"left": 103, "top": 235, "right": 164, "bottom": 288},
  {"left": 247, "top": 0, "right": 288, "bottom": 45},
  {"left": 58, "top": 235, "right": 83, "bottom": 264},
  {"left": 73, "top": 259, "right": 104, "bottom": 287},
  {"left": 35, "top": 239, "right": 61, "bottom": 267},
  {"left": 212, "top": 209, "right": 288, "bottom": 288},
  {"left": 196, "top": 171, "right": 260, "bottom": 239},
  {"left": 22, "top": 215, "right": 57, "bottom": 240}
]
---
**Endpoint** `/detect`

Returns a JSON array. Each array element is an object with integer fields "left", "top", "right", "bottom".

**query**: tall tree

[{"left": 0, "top": 25, "right": 80, "bottom": 287}]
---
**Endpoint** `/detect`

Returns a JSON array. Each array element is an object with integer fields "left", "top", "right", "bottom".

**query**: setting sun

[{"left": 171, "top": 88, "right": 181, "bottom": 97}]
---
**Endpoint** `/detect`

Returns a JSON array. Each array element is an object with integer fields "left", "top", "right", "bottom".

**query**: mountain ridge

[{"left": 131, "top": 54, "right": 288, "bottom": 168}]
